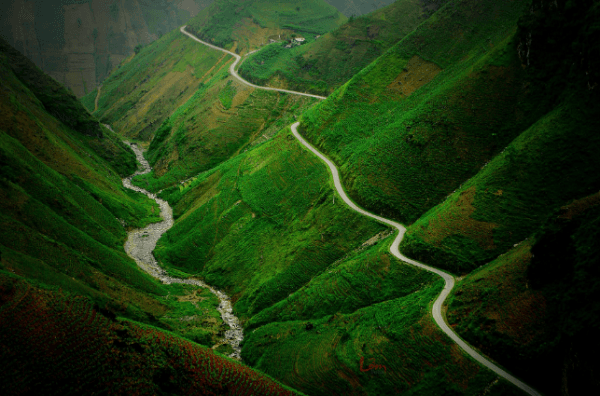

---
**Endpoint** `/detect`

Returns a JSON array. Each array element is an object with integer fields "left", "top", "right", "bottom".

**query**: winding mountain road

[
  {"left": 181, "top": 25, "right": 541, "bottom": 396},
  {"left": 291, "top": 123, "right": 541, "bottom": 396},
  {"left": 180, "top": 26, "right": 327, "bottom": 100}
]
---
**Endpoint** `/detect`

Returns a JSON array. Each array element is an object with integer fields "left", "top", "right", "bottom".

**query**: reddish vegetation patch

[
  {"left": 0, "top": 276, "right": 299, "bottom": 395},
  {"left": 359, "top": 356, "right": 387, "bottom": 373},
  {"left": 483, "top": 246, "right": 548, "bottom": 346},
  {"left": 446, "top": 344, "right": 481, "bottom": 391}
]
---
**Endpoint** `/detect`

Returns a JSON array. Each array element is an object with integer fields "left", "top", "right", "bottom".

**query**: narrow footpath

[
  {"left": 180, "top": 26, "right": 541, "bottom": 395},
  {"left": 121, "top": 140, "right": 243, "bottom": 360}
]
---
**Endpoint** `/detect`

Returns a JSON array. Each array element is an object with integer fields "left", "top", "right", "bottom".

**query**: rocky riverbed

[{"left": 122, "top": 141, "right": 243, "bottom": 360}]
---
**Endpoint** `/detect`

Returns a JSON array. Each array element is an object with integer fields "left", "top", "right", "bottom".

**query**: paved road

[
  {"left": 291, "top": 122, "right": 542, "bottom": 396},
  {"left": 180, "top": 26, "right": 327, "bottom": 100},
  {"left": 180, "top": 23, "right": 541, "bottom": 395}
]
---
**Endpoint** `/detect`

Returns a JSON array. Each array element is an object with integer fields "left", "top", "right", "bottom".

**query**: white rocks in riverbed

[{"left": 121, "top": 141, "right": 244, "bottom": 360}]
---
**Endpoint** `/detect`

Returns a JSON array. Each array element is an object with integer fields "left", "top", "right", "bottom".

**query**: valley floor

[{"left": 170, "top": 27, "right": 542, "bottom": 396}]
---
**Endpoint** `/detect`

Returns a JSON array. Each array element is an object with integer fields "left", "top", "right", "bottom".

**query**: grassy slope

[
  {"left": 0, "top": 274, "right": 303, "bottom": 396},
  {"left": 401, "top": 0, "right": 600, "bottom": 273},
  {"left": 402, "top": 2, "right": 600, "bottom": 394},
  {"left": 447, "top": 194, "right": 600, "bottom": 395},
  {"left": 187, "top": 0, "right": 347, "bottom": 53},
  {"left": 242, "top": 282, "right": 523, "bottom": 396},
  {"left": 0, "top": 37, "right": 235, "bottom": 347},
  {"left": 153, "top": 123, "right": 521, "bottom": 395},
  {"left": 155, "top": 125, "right": 386, "bottom": 320},
  {"left": 300, "top": 0, "right": 542, "bottom": 225},
  {"left": 401, "top": 94, "right": 600, "bottom": 273},
  {"left": 135, "top": 68, "right": 318, "bottom": 192},
  {"left": 84, "top": 20, "right": 320, "bottom": 193},
  {"left": 72, "top": 0, "right": 599, "bottom": 394},
  {"left": 133, "top": 1, "right": 547, "bottom": 394},
  {"left": 238, "top": 0, "right": 448, "bottom": 95},
  {"left": 84, "top": 28, "right": 226, "bottom": 141}
]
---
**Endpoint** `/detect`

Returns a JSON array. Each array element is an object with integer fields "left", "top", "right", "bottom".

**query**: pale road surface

[
  {"left": 180, "top": 26, "right": 327, "bottom": 100},
  {"left": 291, "top": 122, "right": 541, "bottom": 396},
  {"left": 180, "top": 25, "right": 541, "bottom": 395}
]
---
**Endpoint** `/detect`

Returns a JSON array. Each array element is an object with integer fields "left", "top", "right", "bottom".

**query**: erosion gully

[{"left": 121, "top": 141, "right": 243, "bottom": 360}]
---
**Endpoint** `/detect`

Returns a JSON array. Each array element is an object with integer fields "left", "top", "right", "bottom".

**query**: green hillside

[
  {"left": 187, "top": 0, "right": 347, "bottom": 52},
  {"left": 3, "top": 0, "right": 600, "bottom": 394},
  {"left": 446, "top": 193, "right": 600, "bottom": 395},
  {"left": 1, "top": 36, "right": 161, "bottom": 314},
  {"left": 300, "top": 0, "right": 545, "bottom": 223},
  {"left": 399, "top": 0, "right": 600, "bottom": 274},
  {"left": 84, "top": 20, "right": 320, "bottom": 193},
  {"left": 0, "top": 34, "right": 244, "bottom": 346},
  {"left": 150, "top": 124, "right": 514, "bottom": 396},
  {"left": 154, "top": 126, "right": 386, "bottom": 320},
  {"left": 239, "top": 0, "right": 448, "bottom": 95},
  {"left": 0, "top": 273, "right": 302, "bottom": 396},
  {"left": 0, "top": 35, "right": 311, "bottom": 395}
]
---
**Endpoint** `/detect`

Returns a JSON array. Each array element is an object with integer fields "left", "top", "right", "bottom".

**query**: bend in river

[{"left": 122, "top": 141, "right": 243, "bottom": 360}]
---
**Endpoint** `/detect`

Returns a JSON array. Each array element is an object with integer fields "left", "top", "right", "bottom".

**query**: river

[{"left": 121, "top": 141, "right": 243, "bottom": 360}]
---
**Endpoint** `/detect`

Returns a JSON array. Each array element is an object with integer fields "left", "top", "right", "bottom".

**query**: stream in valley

[{"left": 121, "top": 141, "right": 243, "bottom": 360}]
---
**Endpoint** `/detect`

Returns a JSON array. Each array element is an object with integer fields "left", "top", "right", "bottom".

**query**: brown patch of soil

[
  {"left": 421, "top": 187, "right": 499, "bottom": 250},
  {"left": 386, "top": 55, "right": 442, "bottom": 98}
]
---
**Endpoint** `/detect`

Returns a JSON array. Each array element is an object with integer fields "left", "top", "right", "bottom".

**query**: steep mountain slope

[
  {"left": 324, "top": 0, "right": 398, "bottom": 16},
  {"left": 0, "top": 36, "right": 162, "bottom": 314},
  {"left": 0, "top": 0, "right": 212, "bottom": 97},
  {"left": 446, "top": 193, "right": 600, "bottom": 395},
  {"left": 0, "top": 36, "right": 309, "bottom": 395},
  {"left": 186, "top": 0, "right": 347, "bottom": 53},
  {"left": 151, "top": 120, "right": 516, "bottom": 396},
  {"left": 0, "top": 274, "right": 302, "bottom": 396},
  {"left": 153, "top": 125, "right": 386, "bottom": 318},
  {"left": 153, "top": 1, "right": 596, "bottom": 395},
  {"left": 404, "top": 1, "right": 600, "bottom": 394},
  {"left": 239, "top": 0, "right": 448, "bottom": 95},
  {"left": 400, "top": 0, "right": 600, "bottom": 271},
  {"left": 300, "top": 0, "right": 541, "bottom": 223},
  {"left": 0, "top": 35, "right": 237, "bottom": 346},
  {"left": 4, "top": 0, "right": 598, "bottom": 394},
  {"left": 84, "top": 1, "right": 343, "bottom": 192}
]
